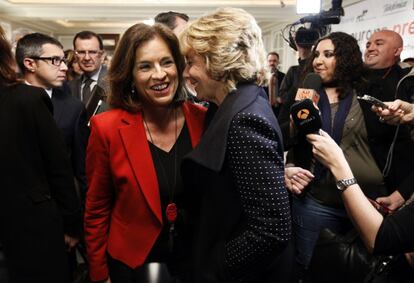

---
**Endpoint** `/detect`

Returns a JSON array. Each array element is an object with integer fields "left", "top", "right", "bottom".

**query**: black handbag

[
  {"left": 309, "top": 228, "right": 378, "bottom": 283},
  {"left": 309, "top": 229, "right": 413, "bottom": 283},
  {"left": 308, "top": 228, "right": 411, "bottom": 283}
]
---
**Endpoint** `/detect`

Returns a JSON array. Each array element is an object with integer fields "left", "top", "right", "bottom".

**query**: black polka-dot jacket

[{"left": 182, "top": 83, "right": 293, "bottom": 283}]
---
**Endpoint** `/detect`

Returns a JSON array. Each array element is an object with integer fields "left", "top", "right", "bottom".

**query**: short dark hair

[
  {"left": 108, "top": 23, "right": 186, "bottom": 113},
  {"left": 15, "top": 32, "right": 63, "bottom": 74},
  {"left": 155, "top": 11, "right": 189, "bottom": 30},
  {"left": 0, "top": 26, "right": 18, "bottom": 86},
  {"left": 267, "top": 51, "right": 279, "bottom": 59},
  {"left": 73, "top": 30, "right": 104, "bottom": 50}
]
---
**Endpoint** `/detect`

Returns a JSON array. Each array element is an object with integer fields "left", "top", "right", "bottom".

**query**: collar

[
  {"left": 184, "top": 83, "right": 269, "bottom": 172},
  {"left": 24, "top": 80, "right": 52, "bottom": 98},
  {"left": 44, "top": 88, "right": 53, "bottom": 98},
  {"left": 84, "top": 65, "right": 102, "bottom": 82}
]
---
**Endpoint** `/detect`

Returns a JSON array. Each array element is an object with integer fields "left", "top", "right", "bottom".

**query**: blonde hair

[{"left": 180, "top": 7, "right": 268, "bottom": 94}]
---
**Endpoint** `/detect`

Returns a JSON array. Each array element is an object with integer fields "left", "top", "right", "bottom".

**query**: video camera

[{"left": 283, "top": 0, "right": 344, "bottom": 51}]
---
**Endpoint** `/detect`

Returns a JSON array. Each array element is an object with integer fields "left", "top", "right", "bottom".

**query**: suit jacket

[
  {"left": 182, "top": 83, "right": 293, "bottom": 283},
  {"left": 52, "top": 83, "right": 89, "bottom": 201},
  {"left": 69, "top": 65, "right": 109, "bottom": 120},
  {"left": 263, "top": 70, "right": 286, "bottom": 99},
  {"left": 84, "top": 102, "right": 206, "bottom": 281},
  {"left": 0, "top": 84, "right": 81, "bottom": 283}
]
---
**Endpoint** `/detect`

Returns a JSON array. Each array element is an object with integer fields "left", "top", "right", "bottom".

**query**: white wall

[{"left": 262, "top": 23, "right": 299, "bottom": 73}]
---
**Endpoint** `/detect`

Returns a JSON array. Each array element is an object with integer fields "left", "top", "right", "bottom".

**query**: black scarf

[{"left": 313, "top": 88, "right": 353, "bottom": 181}]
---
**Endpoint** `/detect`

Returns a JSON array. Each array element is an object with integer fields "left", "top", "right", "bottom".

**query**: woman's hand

[
  {"left": 285, "top": 166, "right": 314, "bottom": 195},
  {"left": 375, "top": 190, "right": 404, "bottom": 212},
  {"left": 306, "top": 130, "right": 353, "bottom": 180},
  {"left": 64, "top": 234, "right": 79, "bottom": 252},
  {"left": 306, "top": 130, "right": 345, "bottom": 170}
]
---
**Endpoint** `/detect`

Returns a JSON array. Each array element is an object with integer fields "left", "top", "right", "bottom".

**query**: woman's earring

[{"left": 131, "top": 85, "right": 135, "bottom": 95}]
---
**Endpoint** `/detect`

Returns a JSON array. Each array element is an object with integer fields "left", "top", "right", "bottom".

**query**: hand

[
  {"left": 64, "top": 234, "right": 79, "bottom": 251},
  {"left": 405, "top": 252, "right": 414, "bottom": 269},
  {"left": 285, "top": 166, "right": 314, "bottom": 195},
  {"left": 372, "top": 99, "right": 414, "bottom": 125},
  {"left": 306, "top": 130, "right": 346, "bottom": 170},
  {"left": 375, "top": 190, "right": 404, "bottom": 212},
  {"left": 306, "top": 130, "right": 353, "bottom": 180}
]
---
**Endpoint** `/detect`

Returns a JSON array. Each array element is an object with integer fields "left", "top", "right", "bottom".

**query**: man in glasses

[
  {"left": 15, "top": 33, "right": 87, "bottom": 279},
  {"left": 70, "top": 30, "right": 109, "bottom": 120}
]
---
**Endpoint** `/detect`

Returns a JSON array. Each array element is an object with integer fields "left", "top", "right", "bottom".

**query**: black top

[
  {"left": 373, "top": 202, "right": 414, "bottom": 280},
  {"left": 360, "top": 65, "right": 414, "bottom": 198},
  {"left": 146, "top": 123, "right": 192, "bottom": 263},
  {"left": 375, "top": 202, "right": 414, "bottom": 254}
]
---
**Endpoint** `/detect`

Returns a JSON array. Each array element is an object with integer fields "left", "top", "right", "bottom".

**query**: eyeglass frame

[
  {"left": 30, "top": 56, "right": 67, "bottom": 67},
  {"left": 74, "top": 50, "right": 103, "bottom": 57}
]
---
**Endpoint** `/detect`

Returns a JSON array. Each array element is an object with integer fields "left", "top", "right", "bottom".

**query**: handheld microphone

[
  {"left": 295, "top": 73, "right": 322, "bottom": 104},
  {"left": 87, "top": 100, "right": 103, "bottom": 126},
  {"left": 290, "top": 98, "right": 322, "bottom": 135}
]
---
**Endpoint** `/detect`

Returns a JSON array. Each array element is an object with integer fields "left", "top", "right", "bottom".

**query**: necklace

[{"left": 142, "top": 109, "right": 178, "bottom": 229}]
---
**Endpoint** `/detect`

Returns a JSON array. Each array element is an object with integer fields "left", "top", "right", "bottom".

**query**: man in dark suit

[
  {"left": 16, "top": 33, "right": 89, "bottom": 203},
  {"left": 70, "top": 30, "right": 109, "bottom": 120},
  {"left": 1, "top": 26, "right": 81, "bottom": 283},
  {"left": 16, "top": 34, "right": 88, "bottom": 279}
]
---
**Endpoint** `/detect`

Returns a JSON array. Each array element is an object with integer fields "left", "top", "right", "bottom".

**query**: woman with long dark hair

[{"left": 284, "top": 32, "right": 388, "bottom": 280}]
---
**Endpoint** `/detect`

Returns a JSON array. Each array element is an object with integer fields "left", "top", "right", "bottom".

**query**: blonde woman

[{"left": 180, "top": 8, "right": 293, "bottom": 283}]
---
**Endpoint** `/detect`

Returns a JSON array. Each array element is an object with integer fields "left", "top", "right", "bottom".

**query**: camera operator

[{"left": 278, "top": 27, "right": 313, "bottom": 148}]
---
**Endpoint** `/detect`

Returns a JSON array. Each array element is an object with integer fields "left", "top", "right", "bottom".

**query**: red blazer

[{"left": 84, "top": 102, "right": 206, "bottom": 281}]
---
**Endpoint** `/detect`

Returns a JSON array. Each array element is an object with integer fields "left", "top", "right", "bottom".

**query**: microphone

[
  {"left": 87, "top": 100, "right": 104, "bottom": 127},
  {"left": 295, "top": 73, "right": 322, "bottom": 104},
  {"left": 290, "top": 98, "right": 322, "bottom": 135}
]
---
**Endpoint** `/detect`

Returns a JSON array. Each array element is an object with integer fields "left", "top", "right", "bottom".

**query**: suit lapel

[
  {"left": 118, "top": 111, "right": 162, "bottom": 224},
  {"left": 184, "top": 84, "right": 261, "bottom": 172}
]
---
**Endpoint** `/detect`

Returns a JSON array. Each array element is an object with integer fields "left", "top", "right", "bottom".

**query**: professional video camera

[{"left": 283, "top": 0, "right": 344, "bottom": 51}]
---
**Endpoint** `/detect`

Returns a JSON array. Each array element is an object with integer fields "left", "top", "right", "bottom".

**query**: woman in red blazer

[{"left": 84, "top": 23, "right": 206, "bottom": 283}]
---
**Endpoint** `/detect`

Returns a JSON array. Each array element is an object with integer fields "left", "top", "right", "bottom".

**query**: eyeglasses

[
  {"left": 75, "top": 50, "right": 102, "bottom": 57},
  {"left": 31, "top": 56, "right": 67, "bottom": 66}
]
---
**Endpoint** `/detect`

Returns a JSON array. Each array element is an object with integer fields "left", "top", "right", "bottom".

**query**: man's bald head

[{"left": 364, "top": 30, "right": 403, "bottom": 69}]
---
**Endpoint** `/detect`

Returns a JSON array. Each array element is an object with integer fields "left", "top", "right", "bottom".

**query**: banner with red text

[{"left": 331, "top": 0, "right": 414, "bottom": 59}]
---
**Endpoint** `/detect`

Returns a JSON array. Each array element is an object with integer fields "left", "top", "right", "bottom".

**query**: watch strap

[{"left": 336, "top": 177, "right": 357, "bottom": 192}]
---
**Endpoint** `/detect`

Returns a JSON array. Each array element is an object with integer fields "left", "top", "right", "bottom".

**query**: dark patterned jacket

[{"left": 182, "top": 83, "right": 293, "bottom": 283}]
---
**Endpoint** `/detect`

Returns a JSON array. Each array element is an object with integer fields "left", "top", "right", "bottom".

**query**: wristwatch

[{"left": 336, "top": 177, "right": 357, "bottom": 192}]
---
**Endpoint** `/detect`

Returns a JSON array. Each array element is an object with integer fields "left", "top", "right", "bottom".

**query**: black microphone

[{"left": 290, "top": 98, "right": 322, "bottom": 135}]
